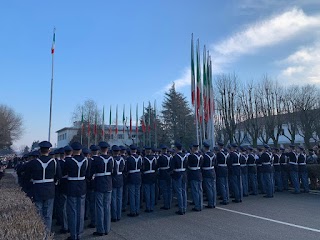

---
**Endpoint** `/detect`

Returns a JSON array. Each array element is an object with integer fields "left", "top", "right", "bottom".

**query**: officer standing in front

[
  {"left": 260, "top": 145, "right": 274, "bottom": 198},
  {"left": 216, "top": 142, "right": 229, "bottom": 205},
  {"left": 64, "top": 142, "right": 90, "bottom": 240},
  {"left": 228, "top": 144, "right": 242, "bottom": 203},
  {"left": 201, "top": 143, "right": 217, "bottom": 208},
  {"left": 126, "top": 144, "right": 143, "bottom": 217},
  {"left": 25, "top": 141, "right": 61, "bottom": 233},
  {"left": 91, "top": 141, "right": 113, "bottom": 236},
  {"left": 288, "top": 145, "right": 300, "bottom": 194},
  {"left": 246, "top": 147, "right": 258, "bottom": 195},
  {"left": 171, "top": 142, "right": 188, "bottom": 215}
]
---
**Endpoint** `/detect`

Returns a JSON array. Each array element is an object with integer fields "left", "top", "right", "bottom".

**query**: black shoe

[
  {"left": 65, "top": 237, "right": 72, "bottom": 240},
  {"left": 232, "top": 200, "right": 240, "bottom": 203},
  {"left": 263, "top": 195, "right": 273, "bottom": 198},
  {"left": 192, "top": 207, "right": 201, "bottom": 212},
  {"left": 144, "top": 209, "right": 151, "bottom": 213},
  {"left": 135, "top": 213, "right": 140, "bottom": 217},
  {"left": 175, "top": 210, "right": 184, "bottom": 215},
  {"left": 250, "top": 193, "right": 257, "bottom": 195},
  {"left": 111, "top": 218, "right": 117, "bottom": 222},
  {"left": 243, "top": 194, "right": 249, "bottom": 197},
  {"left": 59, "top": 229, "right": 68, "bottom": 234},
  {"left": 127, "top": 213, "right": 136, "bottom": 217},
  {"left": 160, "top": 206, "right": 170, "bottom": 210},
  {"left": 93, "top": 232, "right": 104, "bottom": 236},
  {"left": 87, "top": 223, "right": 95, "bottom": 228},
  {"left": 205, "top": 205, "right": 215, "bottom": 209},
  {"left": 220, "top": 201, "right": 228, "bottom": 205},
  {"left": 104, "top": 232, "right": 108, "bottom": 235},
  {"left": 122, "top": 209, "right": 126, "bottom": 212}
]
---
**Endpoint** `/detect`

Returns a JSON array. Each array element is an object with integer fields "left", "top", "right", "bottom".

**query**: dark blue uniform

[
  {"left": 202, "top": 151, "right": 216, "bottom": 208},
  {"left": 280, "top": 152, "right": 289, "bottom": 190},
  {"left": 157, "top": 153, "right": 172, "bottom": 209},
  {"left": 111, "top": 156, "right": 125, "bottom": 220},
  {"left": 288, "top": 151, "right": 300, "bottom": 193},
  {"left": 126, "top": 154, "right": 142, "bottom": 215},
  {"left": 188, "top": 152, "right": 203, "bottom": 211},
  {"left": 260, "top": 152, "right": 274, "bottom": 198},
  {"left": 142, "top": 154, "right": 157, "bottom": 212},
  {"left": 216, "top": 150, "right": 229, "bottom": 204},
  {"left": 228, "top": 151, "right": 242, "bottom": 202},
  {"left": 91, "top": 154, "right": 113, "bottom": 234},
  {"left": 273, "top": 154, "right": 282, "bottom": 191},
  {"left": 171, "top": 152, "right": 188, "bottom": 214},
  {"left": 298, "top": 153, "right": 309, "bottom": 193},
  {"left": 247, "top": 153, "right": 258, "bottom": 195},
  {"left": 240, "top": 153, "right": 248, "bottom": 196}
]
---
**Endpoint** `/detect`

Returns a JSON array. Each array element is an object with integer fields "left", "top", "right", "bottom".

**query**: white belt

[
  {"left": 232, "top": 163, "right": 240, "bottom": 166},
  {"left": 95, "top": 172, "right": 111, "bottom": 177},
  {"left": 257, "top": 164, "right": 262, "bottom": 166},
  {"left": 240, "top": 164, "right": 247, "bottom": 167},
  {"left": 62, "top": 175, "right": 68, "bottom": 179},
  {"left": 202, "top": 166, "right": 214, "bottom": 170},
  {"left": 188, "top": 167, "right": 201, "bottom": 170},
  {"left": 32, "top": 179, "right": 54, "bottom": 184},
  {"left": 262, "top": 163, "right": 271, "bottom": 165},
  {"left": 298, "top": 163, "right": 306, "bottom": 165},
  {"left": 289, "top": 162, "right": 298, "bottom": 165},
  {"left": 129, "top": 169, "right": 140, "bottom": 173},
  {"left": 273, "top": 163, "right": 280, "bottom": 166},
  {"left": 281, "top": 163, "right": 287, "bottom": 165},
  {"left": 117, "top": 172, "right": 123, "bottom": 175},
  {"left": 248, "top": 164, "right": 256, "bottom": 167},
  {"left": 144, "top": 170, "right": 155, "bottom": 174},
  {"left": 218, "top": 164, "right": 227, "bottom": 167},
  {"left": 159, "top": 166, "right": 170, "bottom": 170},
  {"left": 174, "top": 168, "right": 186, "bottom": 172},
  {"left": 68, "top": 176, "right": 85, "bottom": 181}
]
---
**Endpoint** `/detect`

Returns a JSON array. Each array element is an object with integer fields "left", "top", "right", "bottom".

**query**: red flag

[
  {"left": 196, "top": 39, "right": 201, "bottom": 118},
  {"left": 191, "top": 34, "right": 195, "bottom": 106}
]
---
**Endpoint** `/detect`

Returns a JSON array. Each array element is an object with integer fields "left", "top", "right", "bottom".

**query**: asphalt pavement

[{"left": 53, "top": 191, "right": 320, "bottom": 240}]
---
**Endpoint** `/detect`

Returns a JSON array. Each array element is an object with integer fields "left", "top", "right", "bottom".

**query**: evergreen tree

[{"left": 162, "top": 84, "right": 196, "bottom": 148}]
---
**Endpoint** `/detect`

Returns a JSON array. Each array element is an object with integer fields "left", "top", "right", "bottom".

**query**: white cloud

[
  {"left": 211, "top": 8, "right": 320, "bottom": 71},
  {"left": 279, "top": 43, "right": 320, "bottom": 84},
  {"left": 157, "top": 68, "right": 191, "bottom": 94}
]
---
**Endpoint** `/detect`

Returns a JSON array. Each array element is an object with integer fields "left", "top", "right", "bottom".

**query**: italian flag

[{"left": 191, "top": 34, "right": 195, "bottom": 106}]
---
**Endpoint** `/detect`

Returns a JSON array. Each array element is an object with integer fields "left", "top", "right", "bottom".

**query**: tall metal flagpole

[{"left": 48, "top": 27, "right": 55, "bottom": 142}]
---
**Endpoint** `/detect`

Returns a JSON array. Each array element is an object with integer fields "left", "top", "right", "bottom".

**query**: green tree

[{"left": 161, "top": 84, "right": 196, "bottom": 148}]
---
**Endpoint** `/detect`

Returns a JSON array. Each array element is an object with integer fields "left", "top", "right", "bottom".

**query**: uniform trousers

[
  {"left": 173, "top": 176, "right": 187, "bottom": 213},
  {"left": 128, "top": 183, "right": 141, "bottom": 215},
  {"left": 203, "top": 177, "right": 216, "bottom": 207},
  {"left": 35, "top": 198, "right": 54, "bottom": 232},
  {"left": 67, "top": 195, "right": 85, "bottom": 240},
  {"left": 111, "top": 186, "right": 123, "bottom": 220},
  {"left": 159, "top": 179, "right": 172, "bottom": 209},
  {"left": 95, "top": 191, "right": 111, "bottom": 234}
]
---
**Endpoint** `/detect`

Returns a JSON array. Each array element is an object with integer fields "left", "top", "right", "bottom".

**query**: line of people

[{"left": 16, "top": 140, "right": 312, "bottom": 240}]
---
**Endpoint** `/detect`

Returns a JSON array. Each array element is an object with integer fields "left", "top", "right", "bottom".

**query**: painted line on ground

[{"left": 184, "top": 199, "right": 320, "bottom": 233}]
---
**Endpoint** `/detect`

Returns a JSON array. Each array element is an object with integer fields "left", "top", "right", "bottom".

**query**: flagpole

[
  {"left": 48, "top": 27, "right": 55, "bottom": 142},
  {"left": 154, "top": 100, "right": 157, "bottom": 148}
]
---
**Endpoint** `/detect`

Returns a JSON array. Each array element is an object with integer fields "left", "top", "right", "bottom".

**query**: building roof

[{"left": 56, "top": 127, "right": 79, "bottom": 133}]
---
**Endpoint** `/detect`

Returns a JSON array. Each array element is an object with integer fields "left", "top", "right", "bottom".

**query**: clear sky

[{"left": 1, "top": 0, "right": 320, "bottom": 150}]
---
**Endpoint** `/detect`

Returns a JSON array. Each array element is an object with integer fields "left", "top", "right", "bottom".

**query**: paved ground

[{"left": 53, "top": 191, "right": 320, "bottom": 240}]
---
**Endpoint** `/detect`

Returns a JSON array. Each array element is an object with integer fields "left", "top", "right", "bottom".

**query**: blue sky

[{"left": 1, "top": 0, "right": 320, "bottom": 150}]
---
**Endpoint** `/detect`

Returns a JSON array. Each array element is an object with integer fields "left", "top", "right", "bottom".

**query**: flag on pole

[
  {"left": 115, "top": 105, "right": 118, "bottom": 136},
  {"left": 94, "top": 112, "right": 97, "bottom": 136},
  {"left": 136, "top": 104, "right": 138, "bottom": 135},
  {"left": 122, "top": 105, "right": 126, "bottom": 134},
  {"left": 141, "top": 102, "right": 146, "bottom": 133},
  {"left": 130, "top": 105, "right": 132, "bottom": 134},
  {"left": 102, "top": 106, "right": 105, "bottom": 140},
  {"left": 109, "top": 106, "right": 112, "bottom": 136},
  {"left": 191, "top": 34, "right": 195, "bottom": 106},
  {"left": 196, "top": 39, "right": 202, "bottom": 119},
  {"left": 51, "top": 28, "right": 56, "bottom": 54},
  {"left": 87, "top": 111, "right": 91, "bottom": 137},
  {"left": 203, "top": 46, "right": 209, "bottom": 123}
]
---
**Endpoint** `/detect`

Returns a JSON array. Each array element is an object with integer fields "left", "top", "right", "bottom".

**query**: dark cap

[
  {"left": 58, "top": 148, "right": 65, "bottom": 154},
  {"left": 71, "top": 142, "right": 82, "bottom": 150},
  {"left": 130, "top": 144, "right": 137, "bottom": 150},
  {"left": 54, "top": 149, "right": 60, "bottom": 154},
  {"left": 217, "top": 141, "right": 224, "bottom": 147},
  {"left": 30, "top": 151, "right": 40, "bottom": 157},
  {"left": 203, "top": 142, "right": 210, "bottom": 148},
  {"left": 239, "top": 146, "right": 246, "bottom": 152},
  {"left": 264, "top": 144, "right": 270, "bottom": 149},
  {"left": 280, "top": 147, "right": 285, "bottom": 151},
  {"left": 174, "top": 142, "right": 182, "bottom": 149},
  {"left": 49, "top": 151, "right": 55, "bottom": 156},
  {"left": 64, "top": 145, "right": 72, "bottom": 152},
  {"left": 231, "top": 143, "right": 238, "bottom": 148},
  {"left": 90, "top": 145, "right": 100, "bottom": 151},
  {"left": 213, "top": 146, "right": 219, "bottom": 151},
  {"left": 290, "top": 144, "right": 295, "bottom": 148},
  {"left": 98, "top": 141, "right": 110, "bottom": 148},
  {"left": 39, "top": 141, "right": 52, "bottom": 148},
  {"left": 82, "top": 147, "right": 90, "bottom": 154},
  {"left": 160, "top": 144, "right": 167, "bottom": 149},
  {"left": 112, "top": 145, "right": 120, "bottom": 151},
  {"left": 299, "top": 146, "right": 305, "bottom": 151},
  {"left": 247, "top": 146, "right": 253, "bottom": 151},
  {"left": 192, "top": 143, "right": 199, "bottom": 148},
  {"left": 119, "top": 145, "right": 126, "bottom": 151},
  {"left": 309, "top": 148, "right": 314, "bottom": 152}
]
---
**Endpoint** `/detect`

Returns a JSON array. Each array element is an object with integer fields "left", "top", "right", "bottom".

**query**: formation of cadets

[{"left": 16, "top": 140, "right": 317, "bottom": 240}]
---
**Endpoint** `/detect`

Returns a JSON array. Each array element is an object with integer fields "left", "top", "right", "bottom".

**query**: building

[{"left": 56, "top": 124, "right": 142, "bottom": 148}]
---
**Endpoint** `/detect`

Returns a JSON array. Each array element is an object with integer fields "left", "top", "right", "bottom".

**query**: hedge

[{"left": 0, "top": 173, "right": 53, "bottom": 240}]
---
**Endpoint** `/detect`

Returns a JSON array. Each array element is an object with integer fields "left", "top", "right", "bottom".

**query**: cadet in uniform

[
  {"left": 91, "top": 141, "right": 113, "bottom": 236},
  {"left": 228, "top": 144, "right": 242, "bottom": 203},
  {"left": 157, "top": 145, "right": 172, "bottom": 210},
  {"left": 201, "top": 143, "right": 216, "bottom": 208},
  {"left": 126, "top": 144, "right": 143, "bottom": 217},
  {"left": 188, "top": 143, "right": 203, "bottom": 211},
  {"left": 120, "top": 145, "right": 129, "bottom": 212},
  {"left": 280, "top": 147, "right": 289, "bottom": 190},
  {"left": 273, "top": 148, "right": 283, "bottom": 192},
  {"left": 256, "top": 147, "right": 265, "bottom": 194},
  {"left": 288, "top": 145, "right": 300, "bottom": 194},
  {"left": 239, "top": 146, "right": 249, "bottom": 197},
  {"left": 25, "top": 141, "right": 61, "bottom": 233},
  {"left": 64, "top": 142, "right": 90, "bottom": 240},
  {"left": 297, "top": 146, "right": 309, "bottom": 193},
  {"left": 246, "top": 147, "right": 258, "bottom": 195},
  {"left": 87, "top": 144, "right": 99, "bottom": 229},
  {"left": 111, "top": 145, "right": 125, "bottom": 221},
  {"left": 260, "top": 145, "right": 274, "bottom": 198},
  {"left": 171, "top": 142, "right": 188, "bottom": 215},
  {"left": 216, "top": 142, "right": 229, "bottom": 205}
]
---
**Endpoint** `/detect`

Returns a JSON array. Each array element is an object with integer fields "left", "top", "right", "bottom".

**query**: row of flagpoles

[
  {"left": 191, "top": 34, "right": 215, "bottom": 147},
  {"left": 79, "top": 101, "right": 157, "bottom": 147}
]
